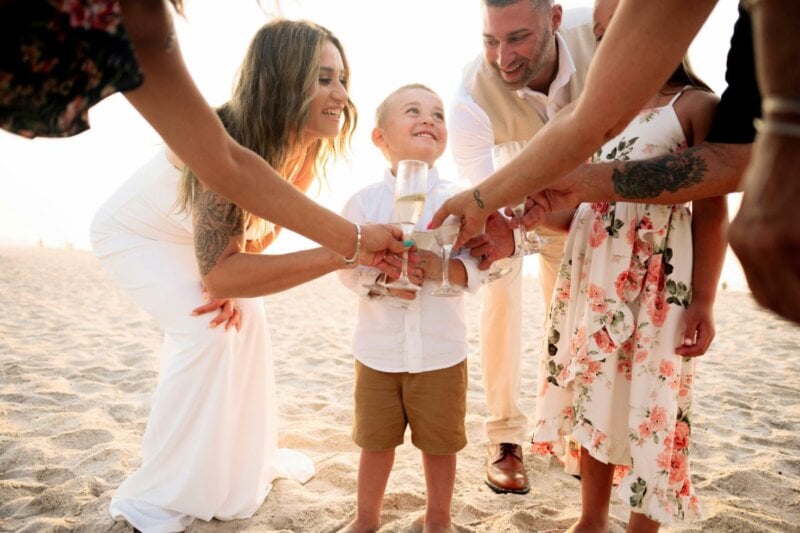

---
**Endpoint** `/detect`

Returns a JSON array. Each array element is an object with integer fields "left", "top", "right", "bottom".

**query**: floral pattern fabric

[
  {"left": 0, "top": 0, "right": 143, "bottom": 138},
  {"left": 530, "top": 91, "right": 701, "bottom": 524}
]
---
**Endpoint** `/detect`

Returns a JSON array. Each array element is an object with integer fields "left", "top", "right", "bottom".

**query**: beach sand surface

[{"left": 1, "top": 246, "right": 799, "bottom": 532}]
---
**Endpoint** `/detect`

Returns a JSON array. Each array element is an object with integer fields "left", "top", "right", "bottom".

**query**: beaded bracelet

[
  {"left": 754, "top": 118, "right": 800, "bottom": 139},
  {"left": 343, "top": 223, "right": 361, "bottom": 267},
  {"left": 763, "top": 96, "right": 800, "bottom": 118}
]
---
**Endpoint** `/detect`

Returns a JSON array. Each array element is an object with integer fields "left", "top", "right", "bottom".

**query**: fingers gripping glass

[
  {"left": 381, "top": 160, "right": 428, "bottom": 292},
  {"left": 491, "top": 141, "right": 550, "bottom": 257}
]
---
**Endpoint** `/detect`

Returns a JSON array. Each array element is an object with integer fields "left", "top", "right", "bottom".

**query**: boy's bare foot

[
  {"left": 422, "top": 518, "right": 455, "bottom": 533},
  {"left": 337, "top": 518, "right": 379, "bottom": 533}
]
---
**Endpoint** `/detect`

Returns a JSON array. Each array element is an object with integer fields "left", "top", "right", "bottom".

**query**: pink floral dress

[{"left": 531, "top": 88, "right": 701, "bottom": 524}]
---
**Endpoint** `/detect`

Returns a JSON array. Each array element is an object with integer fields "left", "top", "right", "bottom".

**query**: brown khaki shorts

[{"left": 352, "top": 359, "right": 468, "bottom": 455}]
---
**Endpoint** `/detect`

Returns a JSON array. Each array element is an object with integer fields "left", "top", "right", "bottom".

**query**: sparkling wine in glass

[
  {"left": 382, "top": 159, "right": 428, "bottom": 292},
  {"left": 491, "top": 141, "right": 549, "bottom": 257},
  {"left": 431, "top": 216, "right": 463, "bottom": 297}
]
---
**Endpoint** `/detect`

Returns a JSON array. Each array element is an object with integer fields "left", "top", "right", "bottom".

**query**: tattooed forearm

[
  {"left": 192, "top": 189, "right": 245, "bottom": 275},
  {"left": 473, "top": 189, "right": 486, "bottom": 209},
  {"left": 611, "top": 148, "right": 709, "bottom": 199}
]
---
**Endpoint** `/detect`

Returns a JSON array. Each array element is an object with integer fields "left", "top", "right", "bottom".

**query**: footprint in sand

[{"left": 50, "top": 428, "right": 114, "bottom": 450}]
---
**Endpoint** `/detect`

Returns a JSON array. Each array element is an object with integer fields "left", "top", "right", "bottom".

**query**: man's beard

[{"left": 492, "top": 60, "right": 535, "bottom": 90}]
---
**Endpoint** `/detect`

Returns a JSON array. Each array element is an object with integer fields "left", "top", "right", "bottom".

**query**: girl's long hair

[{"left": 177, "top": 18, "right": 357, "bottom": 246}]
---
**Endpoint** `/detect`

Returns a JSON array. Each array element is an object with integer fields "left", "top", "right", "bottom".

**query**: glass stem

[
  {"left": 400, "top": 249, "right": 410, "bottom": 282},
  {"left": 441, "top": 245, "right": 452, "bottom": 288},
  {"left": 513, "top": 225, "right": 524, "bottom": 256}
]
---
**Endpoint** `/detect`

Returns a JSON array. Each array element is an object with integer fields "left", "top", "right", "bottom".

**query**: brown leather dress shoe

[{"left": 485, "top": 443, "right": 530, "bottom": 494}]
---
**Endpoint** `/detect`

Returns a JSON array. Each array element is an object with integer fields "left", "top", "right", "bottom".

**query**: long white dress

[
  {"left": 531, "top": 89, "right": 701, "bottom": 524},
  {"left": 91, "top": 148, "right": 314, "bottom": 533}
]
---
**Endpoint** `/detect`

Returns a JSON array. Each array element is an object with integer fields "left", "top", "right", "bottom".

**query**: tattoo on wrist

[
  {"left": 611, "top": 150, "right": 708, "bottom": 199},
  {"left": 193, "top": 189, "right": 245, "bottom": 275},
  {"left": 473, "top": 189, "right": 486, "bottom": 209}
]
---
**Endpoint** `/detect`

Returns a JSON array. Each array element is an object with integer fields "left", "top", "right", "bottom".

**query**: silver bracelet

[
  {"left": 343, "top": 223, "right": 361, "bottom": 267},
  {"left": 763, "top": 96, "right": 800, "bottom": 117},
  {"left": 754, "top": 118, "right": 800, "bottom": 139}
]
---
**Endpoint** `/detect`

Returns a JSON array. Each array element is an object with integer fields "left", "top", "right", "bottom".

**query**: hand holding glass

[
  {"left": 431, "top": 216, "right": 463, "bottom": 297},
  {"left": 382, "top": 160, "right": 428, "bottom": 292},
  {"left": 491, "top": 141, "right": 549, "bottom": 256}
]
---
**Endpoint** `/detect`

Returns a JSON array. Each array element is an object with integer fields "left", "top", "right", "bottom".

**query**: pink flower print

[
  {"left": 612, "top": 464, "right": 630, "bottom": 485},
  {"left": 591, "top": 202, "right": 611, "bottom": 216},
  {"left": 588, "top": 284, "right": 605, "bottom": 302},
  {"left": 587, "top": 360, "right": 603, "bottom": 376},
  {"left": 620, "top": 338, "right": 634, "bottom": 356},
  {"left": 591, "top": 430, "right": 606, "bottom": 449},
  {"left": 639, "top": 216, "right": 654, "bottom": 230},
  {"left": 591, "top": 299, "right": 608, "bottom": 314},
  {"left": 679, "top": 478, "right": 692, "bottom": 497},
  {"left": 649, "top": 405, "right": 668, "bottom": 432},
  {"left": 593, "top": 329, "right": 616, "bottom": 353},
  {"left": 656, "top": 448, "right": 672, "bottom": 470},
  {"left": 626, "top": 221, "right": 636, "bottom": 245},
  {"left": 531, "top": 441, "right": 554, "bottom": 456},
  {"left": 689, "top": 495, "right": 700, "bottom": 514},
  {"left": 673, "top": 421, "right": 690, "bottom": 451},
  {"left": 659, "top": 360, "right": 675, "bottom": 380},
  {"left": 615, "top": 269, "right": 641, "bottom": 301},
  {"left": 58, "top": 0, "right": 122, "bottom": 33},
  {"left": 589, "top": 216, "right": 607, "bottom": 248},
  {"left": 679, "top": 373, "right": 694, "bottom": 397},
  {"left": 617, "top": 356, "right": 632, "bottom": 379},
  {"left": 634, "top": 349, "right": 649, "bottom": 364},
  {"left": 648, "top": 292, "right": 669, "bottom": 327},
  {"left": 633, "top": 237, "right": 654, "bottom": 259},
  {"left": 669, "top": 451, "right": 688, "bottom": 485},
  {"left": 572, "top": 327, "right": 587, "bottom": 354},
  {"left": 639, "top": 419, "right": 653, "bottom": 440},
  {"left": 557, "top": 278, "right": 571, "bottom": 302}
]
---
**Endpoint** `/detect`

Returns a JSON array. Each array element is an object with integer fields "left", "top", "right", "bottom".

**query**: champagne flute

[
  {"left": 431, "top": 215, "right": 463, "bottom": 297},
  {"left": 491, "top": 141, "right": 550, "bottom": 256},
  {"left": 382, "top": 159, "right": 428, "bottom": 292}
]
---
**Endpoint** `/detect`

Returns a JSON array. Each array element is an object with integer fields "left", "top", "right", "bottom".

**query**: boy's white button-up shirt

[{"left": 337, "top": 167, "right": 482, "bottom": 374}]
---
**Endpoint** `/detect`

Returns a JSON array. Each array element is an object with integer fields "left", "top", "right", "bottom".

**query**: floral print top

[
  {"left": 531, "top": 88, "right": 702, "bottom": 524},
  {"left": 0, "top": 0, "right": 143, "bottom": 138}
]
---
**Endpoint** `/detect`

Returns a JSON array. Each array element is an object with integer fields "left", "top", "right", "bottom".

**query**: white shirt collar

[{"left": 515, "top": 31, "right": 576, "bottom": 100}]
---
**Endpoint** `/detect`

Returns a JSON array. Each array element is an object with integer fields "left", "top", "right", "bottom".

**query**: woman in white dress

[{"left": 91, "top": 19, "right": 385, "bottom": 532}]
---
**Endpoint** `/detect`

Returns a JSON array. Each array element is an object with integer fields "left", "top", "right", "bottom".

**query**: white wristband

[{"left": 343, "top": 223, "right": 361, "bottom": 267}]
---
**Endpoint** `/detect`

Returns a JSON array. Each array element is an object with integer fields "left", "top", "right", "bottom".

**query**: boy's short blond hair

[{"left": 374, "top": 83, "right": 440, "bottom": 129}]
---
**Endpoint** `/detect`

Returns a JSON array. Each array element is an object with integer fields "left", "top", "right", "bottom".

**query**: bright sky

[{"left": 0, "top": 1, "right": 744, "bottom": 284}]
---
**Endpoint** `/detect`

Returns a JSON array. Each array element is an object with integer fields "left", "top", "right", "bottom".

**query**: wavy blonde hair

[{"left": 177, "top": 18, "right": 357, "bottom": 246}]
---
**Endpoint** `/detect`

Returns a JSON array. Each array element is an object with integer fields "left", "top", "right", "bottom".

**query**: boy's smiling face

[{"left": 372, "top": 87, "right": 447, "bottom": 170}]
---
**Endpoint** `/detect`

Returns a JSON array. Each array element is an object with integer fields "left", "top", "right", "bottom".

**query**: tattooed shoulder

[{"left": 192, "top": 188, "right": 245, "bottom": 275}]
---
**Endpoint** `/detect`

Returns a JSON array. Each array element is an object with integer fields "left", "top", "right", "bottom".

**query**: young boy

[{"left": 336, "top": 84, "right": 482, "bottom": 533}]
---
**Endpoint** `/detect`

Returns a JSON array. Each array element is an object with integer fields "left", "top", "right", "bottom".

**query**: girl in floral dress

[{"left": 530, "top": 0, "right": 728, "bottom": 530}]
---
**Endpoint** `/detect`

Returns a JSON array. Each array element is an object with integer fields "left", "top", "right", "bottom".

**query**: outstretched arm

[
  {"left": 432, "top": 0, "right": 717, "bottom": 247},
  {"left": 119, "top": 0, "right": 406, "bottom": 259},
  {"left": 728, "top": 0, "right": 800, "bottom": 324}
]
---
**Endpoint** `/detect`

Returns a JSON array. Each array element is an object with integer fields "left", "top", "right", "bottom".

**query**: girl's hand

[
  {"left": 191, "top": 287, "right": 242, "bottom": 331},
  {"left": 675, "top": 300, "right": 715, "bottom": 357}
]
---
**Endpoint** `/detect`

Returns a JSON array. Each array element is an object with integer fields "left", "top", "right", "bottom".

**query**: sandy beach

[{"left": 1, "top": 245, "right": 799, "bottom": 532}]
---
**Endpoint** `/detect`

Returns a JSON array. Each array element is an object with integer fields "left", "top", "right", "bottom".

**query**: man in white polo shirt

[{"left": 449, "top": 0, "right": 595, "bottom": 494}]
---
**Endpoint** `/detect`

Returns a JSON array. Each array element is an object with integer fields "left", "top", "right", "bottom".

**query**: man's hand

[
  {"left": 464, "top": 211, "right": 515, "bottom": 270},
  {"left": 729, "top": 134, "right": 800, "bottom": 324}
]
